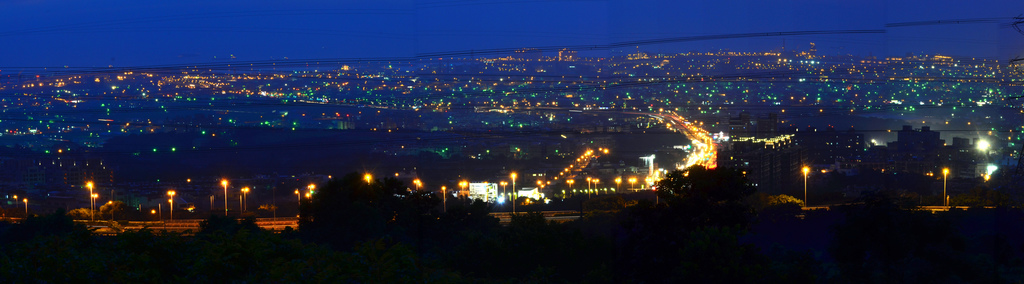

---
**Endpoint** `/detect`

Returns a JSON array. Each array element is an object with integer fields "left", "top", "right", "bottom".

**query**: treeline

[{"left": 2, "top": 167, "right": 1024, "bottom": 283}]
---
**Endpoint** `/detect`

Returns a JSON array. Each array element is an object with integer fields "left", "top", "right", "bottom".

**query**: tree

[
  {"left": 99, "top": 201, "right": 128, "bottom": 220},
  {"left": 198, "top": 214, "right": 260, "bottom": 236},
  {"left": 618, "top": 166, "right": 759, "bottom": 283},
  {"left": 445, "top": 212, "right": 613, "bottom": 283},
  {"left": 299, "top": 172, "right": 441, "bottom": 251},
  {"left": 951, "top": 186, "right": 1013, "bottom": 207},
  {"left": 749, "top": 193, "right": 804, "bottom": 222},
  {"left": 654, "top": 166, "right": 757, "bottom": 228},
  {"left": 831, "top": 192, "right": 984, "bottom": 282},
  {"left": 0, "top": 209, "right": 91, "bottom": 246},
  {"left": 67, "top": 208, "right": 98, "bottom": 220}
]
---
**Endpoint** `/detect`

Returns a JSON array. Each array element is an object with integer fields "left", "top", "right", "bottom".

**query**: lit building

[{"left": 719, "top": 112, "right": 805, "bottom": 194}]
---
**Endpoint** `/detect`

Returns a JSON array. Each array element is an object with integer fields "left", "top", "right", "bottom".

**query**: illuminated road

[{"left": 633, "top": 112, "right": 717, "bottom": 170}]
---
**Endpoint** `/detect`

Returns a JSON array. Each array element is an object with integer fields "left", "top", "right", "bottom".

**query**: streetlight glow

[
  {"left": 221, "top": 179, "right": 229, "bottom": 216},
  {"left": 242, "top": 187, "right": 251, "bottom": 212},
  {"left": 802, "top": 166, "right": 810, "bottom": 207},
  {"left": 86, "top": 181, "right": 96, "bottom": 221},
  {"left": 167, "top": 190, "right": 176, "bottom": 221},
  {"left": 943, "top": 168, "right": 950, "bottom": 207}
]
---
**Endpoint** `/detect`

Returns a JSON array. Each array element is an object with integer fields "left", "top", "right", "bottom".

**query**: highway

[{"left": 642, "top": 112, "right": 718, "bottom": 170}]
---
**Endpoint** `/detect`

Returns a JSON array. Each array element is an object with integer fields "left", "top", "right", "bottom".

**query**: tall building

[
  {"left": 719, "top": 112, "right": 805, "bottom": 194},
  {"left": 728, "top": 112, "right": 778, "bottom": 140},
  {"left": 792, "top": 126, "right": 865, "bottom": 165},
  {"left": 889, "top": 125, "right": 943, "bottom": 153}
]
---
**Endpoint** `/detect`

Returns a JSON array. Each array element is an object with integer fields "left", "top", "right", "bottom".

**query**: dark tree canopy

[{"left": 654, "top": 166, "right": 757, "bottom": 229}]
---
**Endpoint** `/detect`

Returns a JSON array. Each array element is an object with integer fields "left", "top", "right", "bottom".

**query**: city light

[
  {"left": 222, "top": 179, "right": 229, "bottom": 216},
  {"left": 977, "top": 140, "right": 990, "bottom": 151}
]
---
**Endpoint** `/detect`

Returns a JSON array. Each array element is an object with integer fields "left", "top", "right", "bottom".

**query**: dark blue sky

[{"left": 1, "top": 0, "right": 1021, "bottom": 67}]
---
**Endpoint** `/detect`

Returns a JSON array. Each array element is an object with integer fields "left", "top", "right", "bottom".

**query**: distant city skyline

[{"left": 1, "top": 0, "right": 1022, "bottom": 68}]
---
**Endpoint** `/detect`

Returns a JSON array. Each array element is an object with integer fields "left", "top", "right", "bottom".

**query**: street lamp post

[
  {"left": 242, "top": 187, "right": 251, "bottom": 213},
  {"left": 91, "top": 193, "right": 98, "bottom": 221},
  {"left": 593, "top": 179, "right": 600, "bottom": 198},
  {"left": 629, "top": 177, "right": 636, "bottom": 191},
  {"left": 802, "top": 166, "right": 810, "bottom": 207},
  {"left": 23, "top": 198, "right": 28, "bottom": 216},
  {"left": 295, "top": 189, "right": 301, "bottom": 216},
  {"left": 586, "top": 177, "right": 592, "bottom": 198},
  {"left": 364, "top": 173, "right": 373, "bottom": 184},
  {"left": 566, "top": 179, "right": 574, "bottom": 198},
  {"left": 510, "top": 173, "right": 517, "bottom": 214},
  {"left": 86, "top": 181, "right": 95, "bottom": 221},
  {"left": 413, "top": 179, "right": 422, "bottom": 191},
  {"left": 441, "top": 186, "right": 447, "bottom": 213},
  {"left": 221, "top": 179, "right": 229, "bottom": 216},
  {"left": 510, "top": 172, "right": 517, "bottom": 196},
  {"left": 167, "top": 190, "right": 175, "bottom": 221},
  {"left": 615, "top": 177, "right": 622, "bottom": 191},
  {"left": 943, "top": 168, "right": 950, "bottom": 207}
]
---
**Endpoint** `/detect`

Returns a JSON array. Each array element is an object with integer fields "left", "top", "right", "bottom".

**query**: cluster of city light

[{"left": 658, "top": 113, "right": 717, "bottom": 179}]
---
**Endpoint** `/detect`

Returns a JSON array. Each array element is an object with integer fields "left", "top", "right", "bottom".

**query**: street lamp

[
  {"left": 943, "top": 168, "right": 950, "bottom": 207},
  {"left": 593, "top": 179, "right": 600, "bottom": 197},
  {"left": 86, "top": 181, "right": 95, "bottom": 221},
  {"left": 23, "top": 198, "right": 27, "bottom": 216},
  {"left": 413, "top": 179, "right": 422, "bottom": 191},
  {"left": 295, "top": 189, "right": 301, "bottom": 215},
  {"left": 90, "top": 193, "right": 98, "bottom": 221},
  {"left": 566, "top": 179, "right": 574, "bottom": 197},
  {"left": 510, "top": 172, "right": 517, "bottom": 196},
  {"left": 500, "top": 181, "right": 508, "bottom": 196},
  {"left": 167, "top": 190, "right": 176, "bottom": 221},
  {"left": 629, "top": 177, "right": 637, "bottom": 191},
  {"left": 615, "top": 177, "right": 622, "bottom": 191},
  {"left": 364, "top": 173, "right": 373, "bottom": 184},
  {"left": 802, "top": 166, "right": 810, "bottom": 207},
  {"left": 441, "top": 186, "right": 447, "bottom": 213},
  {"left": 242, "top": 187, "right": 251, "bottom": 213},
  {"left": 510, "top": 173, "right": 517, "bottom": 212},
  {"left": 221, "top": 179, "right": 229, "bottom": 216}
]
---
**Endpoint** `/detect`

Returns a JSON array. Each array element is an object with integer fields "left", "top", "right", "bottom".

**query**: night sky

[{"left": 1, "top": 0, "right": 1022, "bottom": 67}]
